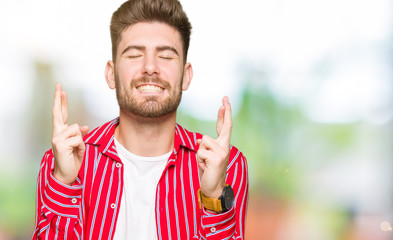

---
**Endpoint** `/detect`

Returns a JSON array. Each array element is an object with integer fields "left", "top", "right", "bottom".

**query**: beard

[{"left": 115, "top": 73, "right": 183, "bottom": 118}]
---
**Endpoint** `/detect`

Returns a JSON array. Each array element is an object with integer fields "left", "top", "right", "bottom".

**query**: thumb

[{"left": 80, "top": 126, "right": 90, "bottom": 137}]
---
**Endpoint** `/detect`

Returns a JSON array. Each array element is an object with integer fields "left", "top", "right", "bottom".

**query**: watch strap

[{"left": 198, "top": 186, "right": 227, "bottom": 212}]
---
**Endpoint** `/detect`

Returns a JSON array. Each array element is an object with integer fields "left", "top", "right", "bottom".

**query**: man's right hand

[{"left": 51, "top": 83, "right": 89, "bottom": 186}]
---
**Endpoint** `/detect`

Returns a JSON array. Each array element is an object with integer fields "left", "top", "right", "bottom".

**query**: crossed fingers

[
  {"left": 216, "top": 96, "right": 232, "bottom": 147},
  {"left": 52, "top": 83, "right": 68, "bottom": 136},
  {"left": 196, "top": 96, "right": 232, "bottom": 198},
  {"left": 51, "top": 83, "right": 89, "bottom": 185}
]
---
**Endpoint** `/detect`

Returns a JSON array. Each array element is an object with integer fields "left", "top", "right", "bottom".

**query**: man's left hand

[{"left": 197, "top": 96, "right": 232, "bottom": 199}]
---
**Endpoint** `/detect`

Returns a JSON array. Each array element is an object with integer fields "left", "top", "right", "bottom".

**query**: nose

[{"left": 142, "top": 54, "right": 159, "bottom": 75}]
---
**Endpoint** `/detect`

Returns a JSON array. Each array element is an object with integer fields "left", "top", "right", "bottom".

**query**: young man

[{"left": 33, "top": 0, "right": 248, "bottom": 239}]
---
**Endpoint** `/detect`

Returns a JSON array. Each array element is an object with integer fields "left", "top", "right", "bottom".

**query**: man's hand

[
  {"left": 197, "top": 96, "right": 232, "bottom": 199},
  {"left": 51, "top": 83, "right": 89, "bottom": 186}
]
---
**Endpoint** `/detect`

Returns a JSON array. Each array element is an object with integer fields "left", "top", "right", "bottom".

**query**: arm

[
  {"left": 33, "top": 83, "right": 88, "bottom": 239},
  {"left": 197, "top": 97, "right": 249, "bottom": 239},
  {"left": 33, "top": 151, "right": 83, "bottom": 239},
  {"left": 200, "top": 149, "right": 248, "bottom": 239}
]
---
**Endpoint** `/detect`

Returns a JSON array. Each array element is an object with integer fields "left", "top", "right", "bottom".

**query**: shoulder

[
  {"left": 83, "top": 118, "right": 119, "bottom": 145},
  {"left": 41, "top": 148, "right": 55, "bottom": 165},
  {"left": 175, "top": 123, "right": 203, "bottom": 151},
  {"left": 229, "top": 145, "right": 247, "bottom": 164}
]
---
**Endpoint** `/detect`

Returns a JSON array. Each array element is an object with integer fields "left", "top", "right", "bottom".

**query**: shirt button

[
  {"left": 210, "top": 227, "right": 216, "bottom": 233},
  {"left": 111, "top": 203, "right": 116, "bottom": 209},
  {"left": 116, "top": 163, "right": 122, "bottom": 168},
  {"left": 71, "top": 198, "right": 77, "bottom": 204}
]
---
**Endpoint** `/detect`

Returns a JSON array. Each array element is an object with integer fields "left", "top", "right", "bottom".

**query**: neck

[{"left": 115, "top": 109, "right": 176, "bottom": 157}]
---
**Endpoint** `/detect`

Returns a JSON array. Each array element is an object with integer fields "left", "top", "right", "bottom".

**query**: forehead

[{"left": 118, "top": 22, "right": 183, "bottom": 54}]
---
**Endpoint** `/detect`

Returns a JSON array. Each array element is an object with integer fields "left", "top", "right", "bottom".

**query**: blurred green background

[{"left": 1, "top": 0, "right": 392, "bottom": 239}]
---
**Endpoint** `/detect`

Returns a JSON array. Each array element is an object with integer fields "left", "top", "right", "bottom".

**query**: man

[{"left": 33, "top": 0, "right": 248, "bottom": 239}]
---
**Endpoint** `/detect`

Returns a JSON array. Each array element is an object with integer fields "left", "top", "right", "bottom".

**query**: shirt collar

[
  {"left": 174, "top": 123, "right": 199, "bottom": 152},
  {"left": 84, "top": 118, "right": 198, "bottom": 160}
]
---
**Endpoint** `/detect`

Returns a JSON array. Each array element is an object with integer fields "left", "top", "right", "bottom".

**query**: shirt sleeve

[
  {"left": 199, "top": 147, "right": 249, "bottom": 239},
  {"left": 32, "top": 150, "right": 83, "bottom": 240}
]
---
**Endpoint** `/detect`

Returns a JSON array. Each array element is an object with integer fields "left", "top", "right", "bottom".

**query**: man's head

[
  {"left": 111, "top": 22, "right": 188, "bottom": 119},
  {"left": 110, "top": 0, "right": 192, "bottom": 64},
  {"left": 105, "top": 1, "right": 194, "bottom": 120}
]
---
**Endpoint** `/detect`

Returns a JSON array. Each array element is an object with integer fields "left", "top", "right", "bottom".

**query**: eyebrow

[
  {"left": 121, "top": 45, "right": 145, "bottom": 56},
  {"left": 121, "top": 45, "right": 179, "bottom": 56},
  {"left": 156, "top": 46, "right": 179, "bottom": 56}
]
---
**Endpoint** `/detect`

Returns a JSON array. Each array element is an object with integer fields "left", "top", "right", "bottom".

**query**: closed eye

[
  {"left": 157, "top": 46, "right": 179, "bottom": 60},
  {"left": 158, "top": 55, "right": 174, "bottom": 60},
  {"left": 127, "top": 55, "right": 143, "bottom": 59}
]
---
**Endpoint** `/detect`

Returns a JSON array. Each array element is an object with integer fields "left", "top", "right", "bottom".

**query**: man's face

[{"left": 111, "top": 22, "right": 191, "bottom": 118}]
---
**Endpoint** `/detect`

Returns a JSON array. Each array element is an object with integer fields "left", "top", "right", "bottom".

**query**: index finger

[
  {"left": 217, "top": 96, "right": 232, "bottom": 145},
  {"left": 52, "top": 83, "right": 65, "bottom": 135}
]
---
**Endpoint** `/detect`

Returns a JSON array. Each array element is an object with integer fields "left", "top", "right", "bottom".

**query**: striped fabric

[{"left": 33, "top": 118, "right": 248, "bottom": 240}]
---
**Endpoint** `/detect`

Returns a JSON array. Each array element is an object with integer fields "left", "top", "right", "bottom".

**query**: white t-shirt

[{"left": 113, "top": 138, "right": 170, "bottom": 240}]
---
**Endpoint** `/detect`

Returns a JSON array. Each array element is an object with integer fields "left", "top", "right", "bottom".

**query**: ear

[
  {"left": 182, "top": 62, "right": 193, "bottom": 91},
  {"left": 105, "top": 60, "right": 116, "bottom": 90}
]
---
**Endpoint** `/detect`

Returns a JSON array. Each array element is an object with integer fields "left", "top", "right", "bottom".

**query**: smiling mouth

[{"left": 136, "top": 84, "right": 164, "bottom": 93}]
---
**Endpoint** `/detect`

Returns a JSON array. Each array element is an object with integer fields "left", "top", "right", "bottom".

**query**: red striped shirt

[{"left": 33, "top": 118, "right": 248, "bottom": 240}]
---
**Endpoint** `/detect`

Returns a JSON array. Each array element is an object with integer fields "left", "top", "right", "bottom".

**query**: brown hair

[{"left": 110, "top": 0, "right": 192, "bottom": 63}]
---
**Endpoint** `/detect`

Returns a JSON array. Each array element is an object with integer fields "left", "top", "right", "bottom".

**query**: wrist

[
  {"left": 198, "top": 184, "right": 234, "bottom": 213},
  {"left": 53, "top": 169, "right": 74, "bottom": 186},
  {"left": 202, "top": 182, "right": 227, "bottom": 199}
]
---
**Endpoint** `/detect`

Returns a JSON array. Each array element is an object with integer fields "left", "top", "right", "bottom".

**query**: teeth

[{"left": 137, "top": 85, "right": 163, "bottom": 92}]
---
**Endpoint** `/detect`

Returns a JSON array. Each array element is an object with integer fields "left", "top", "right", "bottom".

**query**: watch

[{"left": 198, "top": 184, "right": 234, "bottom": 212}]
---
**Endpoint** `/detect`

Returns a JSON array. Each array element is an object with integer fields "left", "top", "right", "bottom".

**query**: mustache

[{"left": 130, "top": 76, "right": 171, "bottom": 89}]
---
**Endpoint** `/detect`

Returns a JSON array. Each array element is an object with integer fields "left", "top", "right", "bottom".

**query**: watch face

[{"left": 222, "top": 185, "right": 234, "bottom": 211}]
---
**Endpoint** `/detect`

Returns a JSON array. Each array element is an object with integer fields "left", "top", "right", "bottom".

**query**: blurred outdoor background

[{"left": 1, "top": 0, "right": 393, "bottom": 239}]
